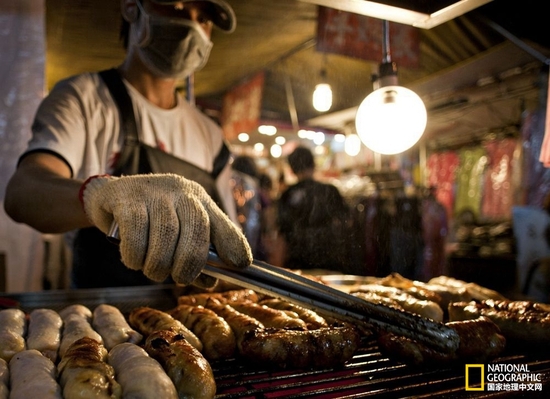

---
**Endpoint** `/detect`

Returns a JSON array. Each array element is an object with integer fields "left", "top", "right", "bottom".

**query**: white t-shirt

[{"left": 25, "top": 72, "right": 237, "bottom": 221}]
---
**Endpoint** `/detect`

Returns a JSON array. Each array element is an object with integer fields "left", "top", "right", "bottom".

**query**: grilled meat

[
  {"left": 59, "top": 305, "right": 103, "bottom": 358},
  {"left": 128, "top": 307, "right": 202, "bottom": 351},
  {"left": 92, "top": 304, "right": 143, "bottom": 350},
  {"left": 170, "top": 304, "right": 236, "bottom": 360},
  {"left": 177, "top": 289, "right": 259, "bottom": 306},
  {"left": 429, "top": 276, "right": 507, "bottom": 301},
  {"left": 448, "top": 300, "right": 550, "bottom": 346},
  {"left": 26, "top": 309, "right": 63, "bottom": 363},
  {"left": 230, "top": 301, "right": 307, "bottom": 330},
  {"left": 108, "top": 342, "right": 178, "bottom": 399},
  {"left": 57, "top": 337, "right": 121, "bottom": 399},
  {"left": 0, "top": 309, "right": 26, "bottom": 362},
  {"left": 352, "top": 285, "right": 444, "bottom": 322},
  {"left": 375, "top": 273, "right": 472, "bottom": 309},
  {"left": 0, "top": 358, "right": 9, "bottom": 399},
  {"left": 9, "top": 349, "right": 62, "bottom": 399},
  {"left": 378, "top": 316, "right": 506, "bottom": 365},
  {"left": 144, "top": 329, "right": 216, "bottom": 399},
  {"left": 259, "top": 299, "right": 329, "bottom": 330},
  {"left": 204, "top": 298, "right": 264, "bottom": 347},
  {"left": 239, "top": 326, "right": 361, "bottom": 369}
]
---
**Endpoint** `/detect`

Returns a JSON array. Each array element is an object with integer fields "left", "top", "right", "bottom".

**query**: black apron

[{"left": 71, "top": 68, "right": 230, "bottom": 288}]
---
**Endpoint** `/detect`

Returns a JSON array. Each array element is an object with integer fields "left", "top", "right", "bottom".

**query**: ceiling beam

[{"left": 299, "top": 0, "right": 493, "bottom": 29}]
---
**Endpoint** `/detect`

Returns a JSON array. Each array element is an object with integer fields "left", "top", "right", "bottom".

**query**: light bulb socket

[
  {"left": 374, "top": 61, "right": 398, "bottom": 89},
  {"left": 379, "top": 61, "right": 397, "bottom": 77}
]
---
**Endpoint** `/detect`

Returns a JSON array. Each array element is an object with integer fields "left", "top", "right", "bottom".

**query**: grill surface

[
  {"left": 3, "top": 285, "right": 549, "bottom": 398},
  {"left": 212, "top": 343, "right": 550, "bottom": 398}
]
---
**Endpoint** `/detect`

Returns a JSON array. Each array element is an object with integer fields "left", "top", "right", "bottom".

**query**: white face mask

[{"left": 133, "top": 1, "right": 213, "bottom": 79}]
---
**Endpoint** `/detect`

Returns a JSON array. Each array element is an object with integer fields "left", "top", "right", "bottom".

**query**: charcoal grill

[{"left": 2, "top": 285, "right": 549, "bottom": 398}]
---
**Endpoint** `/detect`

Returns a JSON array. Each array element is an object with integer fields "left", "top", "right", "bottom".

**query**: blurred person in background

[
  {"left": 231, "top": 155, "right": 263, "bottom": 259},
  {"left": 273, "top": 146, "right": 351, "bottom": 272}
]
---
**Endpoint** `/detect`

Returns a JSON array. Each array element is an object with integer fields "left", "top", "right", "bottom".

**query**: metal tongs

[{"left": 108, "top": 222, "right": 459, "bottom": 353}]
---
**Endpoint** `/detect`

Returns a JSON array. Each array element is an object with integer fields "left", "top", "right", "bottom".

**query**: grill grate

[
  {"left": 212, "top": 342, "right": 550, "bottom": 398},
  {"left": 4, "top": 286, "right": 549, "bottom": 398}
]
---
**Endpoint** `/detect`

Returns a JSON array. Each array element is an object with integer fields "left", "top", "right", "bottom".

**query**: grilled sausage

[
  {"left": 9, "top": 349, "right": 62, "bottom": 399},
  {"left": 378, "top": 316, "right": 506, "bottom": 365},
  {"left": 177, "top": 289, "right": 259, "bottom": 306},
  {"left": 0, "top": 358, "right": 8, "bottom": 399},
  {"left": 27, "top": 308, "right": 63, "bottom": 363},
  {"left": 259, "top": 299, "right": 329, "bottom": 330},
  {"left": 93, "top": 304, "right": 143, "bottom": 350},
  {"left": 448, "top": 299, "right": 550, "bottom": 346},
  {"left": 231, "top": 301, "right": 307, "bottom": 330},
  {"left": 108, "top": 343, "right": 178, "bottom": 399},
  {"left": 352, "top": 286, "right": 444, "bottom": 322},
  {"left": 59, "top": 304, "right": 103, "bottom": 358},
  {"left": 57, "top": 337, "right": 122, "bottom": 399},
  {"left": 144, "top": 329, "right": 216, "bottom": 399},
  {"left": 239, "top": 326, "right": 361, "bottom": 369},
  {"left": 128, "top": 307, "right": 202, "bottom": 351},
  {"left": 170, "top": 304, "right": 236, "bottom": 360},
  {"left": 429, "top": 276, "right": 507, "bottom": 301},
  {"left": 204, "top": 298, "right": 264, "bottom": 346},
  {"left": 0, "top": 308, "right": 27, "bottom": 362}
]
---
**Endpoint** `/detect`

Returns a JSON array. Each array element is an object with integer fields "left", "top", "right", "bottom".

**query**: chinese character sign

[
  {"left": 316, "top": 6, "right": 420, "bottom": 68},
  {"left": 221, "top": 72, "right": 265, "bottom": 141}
]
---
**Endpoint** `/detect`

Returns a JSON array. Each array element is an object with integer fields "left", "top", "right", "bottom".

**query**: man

[
  {"left": 275, "top": 146, "right": 350, "bottom": 272},
  {"left": 4, "top": 0, "right": 252, "bottom": 288}
]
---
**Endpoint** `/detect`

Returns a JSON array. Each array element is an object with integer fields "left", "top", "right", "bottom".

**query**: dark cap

[{"left": 152, "top": 0, "right": 236, "bottom": 32}]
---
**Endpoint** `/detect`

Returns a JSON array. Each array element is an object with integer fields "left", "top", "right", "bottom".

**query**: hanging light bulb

[
  {"left": 312, "top": 58, "right": 332, "bottom": 112},
  {"left": 313, "top": 82, "right": 332, "bottom": 112},
  {"left": 355, "top": 21, "right": 426, "bottom": 155}
]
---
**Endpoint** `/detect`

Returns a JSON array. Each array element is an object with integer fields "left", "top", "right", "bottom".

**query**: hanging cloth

[
  {"left": 539, "top": 75, "right": 550, "bottom": 167},
  {"left": 454, "top": 147, "right": 487, "bottom": 220}
]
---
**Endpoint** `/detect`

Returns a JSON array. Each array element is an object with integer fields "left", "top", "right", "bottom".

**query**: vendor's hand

[{"left": 80, "top": 173, "right": 252, "bottom": 285}]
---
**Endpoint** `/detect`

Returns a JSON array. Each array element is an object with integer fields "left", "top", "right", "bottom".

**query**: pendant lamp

[
  {"left": 312, "top": 55, "right": 333, "bottom": 112},
  {"left": 355, "top": 20, "right": 426, "bottom": 155}
]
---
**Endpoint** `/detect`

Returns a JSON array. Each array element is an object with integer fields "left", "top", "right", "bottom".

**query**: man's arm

[{"left": 4, "top": 152, "right": 92, "bottom": 233}]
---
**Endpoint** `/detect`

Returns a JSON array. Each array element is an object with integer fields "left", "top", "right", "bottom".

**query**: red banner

[
  {"left": 316, "top": 6, "right": 420, "bottom": 68},
  {"left": 221, "top": 72, "right": 264, "bottom": 141}
]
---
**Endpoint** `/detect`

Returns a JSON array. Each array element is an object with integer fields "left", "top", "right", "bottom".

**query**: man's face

[{"left": 141, "top": 0, "right": 214, "bottom": 37}]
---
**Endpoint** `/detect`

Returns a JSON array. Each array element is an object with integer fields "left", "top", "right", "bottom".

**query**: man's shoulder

[{"left": 49, "top": 72, "right": 105, "bottom": 102}]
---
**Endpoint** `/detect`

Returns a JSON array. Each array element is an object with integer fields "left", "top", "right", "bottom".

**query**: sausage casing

[
  {"left": 178, "top": 289, "right": 259, "bottom": 306},
  {"left": 0, "top": 358, "right": 8, "bottom": 399},
  {"left": 128, "top": 307, "right": 203, "bottom": 351},
  {"left": 93, "top": 304, "right": 143, "bottom": 350},
  {"left": 259, "top": 299, "right": 328, "bottom": 330},
  {"left": 108, "top": 343, "right": 178, "bottom": 399},
  {"left": 239, "top": 326, "right": 361, "bottom": 369},
  {"left": 204, "top": 298, "right": 264, "bottom": 345},
  {"left": 58, "top": 305, "right": 103, "bottom": 358},
  {"left": 230, "top": 301, "right": 307, "bottom": 330},
  {"left": 57, "top": 337, "right": 121, "bottom": 399},
  {"left": 170, "top": 304, "right": 236, "bottom": 360},
  {"left": 27, "top": 308, "right": 63, "bottom": 363},
  {"left": 144, "top": 329, "right": 216, "bottom": 399},
  {"left": 9, "top": 349, "right": 62, "bottom": 399},
  {"left": 0, "top": 308, "right": 27, "bottom": 362}
]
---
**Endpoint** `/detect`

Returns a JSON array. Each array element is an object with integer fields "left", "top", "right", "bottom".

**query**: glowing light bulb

[
  {"left": 312, "top": 83, "right": 332, "bottom": 112},
  {"left": 355, "top": 86, "right": 426, "bottom": 155}
]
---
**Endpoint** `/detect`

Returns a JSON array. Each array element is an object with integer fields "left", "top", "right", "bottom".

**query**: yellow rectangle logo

[{"left": 465, "top": 364, "right": 485, "bottom": 391}]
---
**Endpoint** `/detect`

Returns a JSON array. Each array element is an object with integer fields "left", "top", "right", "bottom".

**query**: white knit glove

[{"left": 80, "top": 174, "right": 252, "bottom": 285}]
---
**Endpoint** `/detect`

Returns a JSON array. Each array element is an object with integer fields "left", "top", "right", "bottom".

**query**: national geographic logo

[
  {"left": 465, "top": 364, "right": 484, "bottom": 391},
  {"left": 466, "top": 364, "right": 544, "bottom": 393}
]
